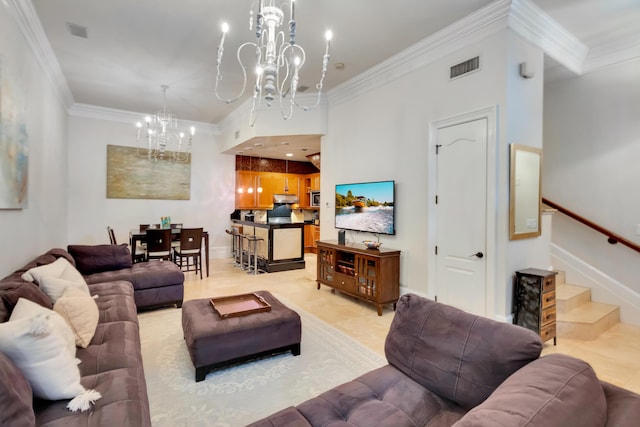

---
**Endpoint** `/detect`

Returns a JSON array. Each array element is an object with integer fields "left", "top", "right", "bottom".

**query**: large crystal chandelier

[
  {"left": 135, "top": 85, "right": 195, "bottom": 162},
  {"left": 214, "top": 0, "right": 332, "bottom": 126}
]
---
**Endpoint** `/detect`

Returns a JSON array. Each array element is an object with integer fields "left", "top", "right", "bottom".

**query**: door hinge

[
  {"left": 435, "top": 195, "right": 438, "bottom": 204},
  {"left": 435, "top": 245, "right": 438, "bottom": 255},
  {"left": 436, "top": 144, "right": 442, "bottom": 155}
]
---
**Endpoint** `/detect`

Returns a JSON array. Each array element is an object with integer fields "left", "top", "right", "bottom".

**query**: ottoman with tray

[{"left": 181, "top": 290, "right": 302, "bottom": 381}]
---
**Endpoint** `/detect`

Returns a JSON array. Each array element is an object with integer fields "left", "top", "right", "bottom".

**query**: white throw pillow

[
  {"left": 54, "top": 288, "right": 99, "bottom": 348},
  {"left": 0, "top": 299, "right": 101, "bottom": 411},
  {"left": 21, "top": 257, "right": 89, "bottom": 303},
  {"left": 10, "top": 297, "right": 75, "bottom": 357}
]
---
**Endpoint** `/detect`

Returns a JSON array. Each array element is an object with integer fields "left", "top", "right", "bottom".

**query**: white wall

[
  {"left": 321, "top": 27, "right": 546, "bottom": 319},
  {"left": 543, "top": 58, "right": 640, "bottom": 323},
  {"left": 501, "top": 33, "right": 546, "bottom": 317},
  {"left": 0, "top": 5, "right": 69, "bottom": 277},
  {"left": 544, "top": 59, "right": 640, "bottom": 245},
  {"left": 66, "top": 114, "right": 236, "bottom": 259}
]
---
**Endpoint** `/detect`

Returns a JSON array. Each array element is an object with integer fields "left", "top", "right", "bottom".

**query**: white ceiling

[{"left": 27, "top": 0, "right": 640, "bottom": 161}]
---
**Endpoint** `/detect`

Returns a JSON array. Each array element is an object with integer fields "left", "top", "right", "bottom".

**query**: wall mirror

[{"left": 509, "top": 144, "right": 542, "bottom": 240}]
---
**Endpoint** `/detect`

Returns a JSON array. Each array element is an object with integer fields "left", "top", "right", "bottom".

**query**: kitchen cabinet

[
  {"left": 235, "top": 171, "right": 320, "bottom": 209},
  {"left": 316, "top": 240, "right": 400, "bottom": 316},
  {"left": 513, "top": 268, "right": 557, "bottom": 345},
  {"left": 255, "top": 172, "right": 282, "bottom": 208},
  {"left": 304, "top": 224, "right": 320, "bottom": 253},
  {"left": 301, "top": 173, "right": 320, "bottom": 207},
  {"left": 235, "top": 171, "right": 256, "bottom": 209}
]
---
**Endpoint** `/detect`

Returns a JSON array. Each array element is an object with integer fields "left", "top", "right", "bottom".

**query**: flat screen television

[{"left": 335, "top": 180, "right": 395, "bottom": 235}]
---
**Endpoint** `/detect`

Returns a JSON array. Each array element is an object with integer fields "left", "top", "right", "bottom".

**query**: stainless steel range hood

[{"left": 273, "top": 194, "right": 299, "bottom": 204}]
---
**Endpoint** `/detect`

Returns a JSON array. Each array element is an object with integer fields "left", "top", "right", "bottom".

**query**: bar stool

[
  {"left": 225, "top": 229, "right": 242, "bottom": 267},
  {"left": 244, "top": 235, "right": 265, "bottom": 275}
]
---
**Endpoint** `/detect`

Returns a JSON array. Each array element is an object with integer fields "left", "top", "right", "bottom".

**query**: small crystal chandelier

[
  {"left": 214, "top": 0, "right": 332, "bottom": 126},
  {"left": 135, "top": 85, "right": 195, "bottom": 162}
]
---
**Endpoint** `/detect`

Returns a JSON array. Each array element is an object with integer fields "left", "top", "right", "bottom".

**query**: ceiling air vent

[{"left": 450, "top": 56, "right": 480, "bottom": 79}]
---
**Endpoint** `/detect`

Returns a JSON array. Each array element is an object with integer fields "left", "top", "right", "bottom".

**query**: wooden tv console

[{"left": 316, "top": 240, "right": 400, "bottom": 316}]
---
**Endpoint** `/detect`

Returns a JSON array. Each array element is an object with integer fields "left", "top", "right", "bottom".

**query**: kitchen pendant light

[
  {"left": 257, "top": 156, "right": 263, "bottom": 193},
  {"left": 247, "top": 155, "right": 254, "bottom": 194},
  {"left": 284, "top": 158, "right": 289, "bottom": 192}
]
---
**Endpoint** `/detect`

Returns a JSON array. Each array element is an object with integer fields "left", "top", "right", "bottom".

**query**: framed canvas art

[
  {"left": 106, "top": 145, "right": 191, "bottom": 200},
  {"left": 0, "top": 56, "right": 29, "bottom": 209}
]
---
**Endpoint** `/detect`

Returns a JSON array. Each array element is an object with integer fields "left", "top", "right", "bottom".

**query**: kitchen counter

[
  {"left": 232, "top": 220, "right": 305, "bottom": 272},
  {"left": 233, "top": 220, "right": 306, "bottom": 228}
]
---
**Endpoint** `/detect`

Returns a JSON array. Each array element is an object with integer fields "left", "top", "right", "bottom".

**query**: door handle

[{"left": 470, "top": 252, "right": 484, "bottom": 259}]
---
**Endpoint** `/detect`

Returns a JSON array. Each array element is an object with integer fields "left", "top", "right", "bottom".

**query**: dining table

[{"left": 129, "top": 228, "right": 210, "bottom": 277}]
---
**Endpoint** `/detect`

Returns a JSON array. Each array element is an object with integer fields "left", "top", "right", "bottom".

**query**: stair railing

[{"left": 542, "top": 198, "right": 640, "bottom": 255}]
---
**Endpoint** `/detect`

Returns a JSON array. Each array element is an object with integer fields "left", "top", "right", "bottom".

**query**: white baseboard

[{"left": 551, "top": 243, "right": 640, "bottom": 326}]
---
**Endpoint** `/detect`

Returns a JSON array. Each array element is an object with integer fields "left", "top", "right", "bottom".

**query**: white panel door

[{"left": 435, "top": 118, "right": 488, "bottom": 315}]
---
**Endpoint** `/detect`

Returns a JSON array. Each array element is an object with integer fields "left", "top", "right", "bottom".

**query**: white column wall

[
  {"left": 321, "top": 28, "right": 546, "bottom": 319},
  {"left": 0, "top": 6, "right": 69, "bottom": 277}
]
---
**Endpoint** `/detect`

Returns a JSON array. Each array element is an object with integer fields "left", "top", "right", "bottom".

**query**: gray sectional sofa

[
  {"left": 0, "top": 246, "right": 179, "bottom": 426},
  {"left": 249, "top": 294, "right": 640, "bottom": 427}
]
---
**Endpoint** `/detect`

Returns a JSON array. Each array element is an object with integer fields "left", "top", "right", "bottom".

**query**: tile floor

[{"left": 183, "top": 254, "right": 640, "bottom": 394}]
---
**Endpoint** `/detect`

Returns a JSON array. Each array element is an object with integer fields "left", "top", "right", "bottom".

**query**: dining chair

[
  {"left": 169, "top": 223, "right": 183, "bottom": 252},
  {"left": 145, "top": 228, "right": 172, "bottom": 261},
  {"left": 140, "top": 224, "right": 161, "bottom": 231},
  {"left": 173, "top": 228, "right": 203, "bottom": 279},
  {"left": 107, "top": 226, "right": 117, "bottom": 244}
]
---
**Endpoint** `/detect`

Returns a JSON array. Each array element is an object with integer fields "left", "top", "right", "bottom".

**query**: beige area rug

[{"left": 138, "top": 300, "right": 387, "bottom": 427}]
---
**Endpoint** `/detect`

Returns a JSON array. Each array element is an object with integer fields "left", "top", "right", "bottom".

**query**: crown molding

[
  {"left": 69, "top": 103, "right": 220, "bottom": 134},
  {"left": 508, "top": 0, "right": 587, "bottom": 75},
  {"left": 329, "top": 0, "right": 593, "bottom": 107},
  {"left": 6, "top": 0, "right": 74, "bottom": 109},
  {"left": 583, "top": 36, "right": 640, "bottom": 74}
]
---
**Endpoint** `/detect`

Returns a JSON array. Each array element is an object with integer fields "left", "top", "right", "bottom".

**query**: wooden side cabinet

[
  {"left": 513, "top": 268, "right": 558, "bottom": 345},
  {"left": 316, "top": 240, "right": 400, "bottom": 316}
]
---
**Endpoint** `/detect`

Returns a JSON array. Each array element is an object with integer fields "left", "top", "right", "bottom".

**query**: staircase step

[
  {"left": 556, "top": 283, "right": 591, "bottom": 313},
  {"left": 557, "top": 302, "right": 620, "bottom": 340}
]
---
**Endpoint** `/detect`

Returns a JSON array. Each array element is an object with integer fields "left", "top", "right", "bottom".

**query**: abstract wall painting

[
  {"left": 106, "top": 145, "right": 191, "bottom": 200},
  {"left": 0, "top": 56, "right": 29, "bottom": 209}
]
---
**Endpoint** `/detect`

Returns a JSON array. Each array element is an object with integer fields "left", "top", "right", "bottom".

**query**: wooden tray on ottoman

[{"left": 210, "top": 292, "right": 272, "bottom": 319}]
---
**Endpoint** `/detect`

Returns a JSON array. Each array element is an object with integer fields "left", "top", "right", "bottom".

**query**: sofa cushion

[
  {"left": 1, "top": 280, "right": 53, "bottom": 322},
  {"left": 22, "top": 257, "right": 89, "bottom": 303},
  {"left": 44, "top": 248, "right": 76, "bottom": 266},
  {"left": 68, "top": 244, "right": 132, "bottom": 275},
  {"left": 83, "top": 261, "right": 183, "bottom": 291},
  {"left": 34, "top": 366, "right": 151, "bottom": 426},
  {"left": 0, "top": 352, "right": 35, "bottom": 427},
  {"left": 54, "top": 287, "right": 99, "bottom": 348},
  {"left": 385, "top": 294, "right": 543, "bottom": 410},
  {"left": 454, "top": 354, "right": 607, "bottom": 427},
  {"left": 0, "top": 300, "right": 97, "bottom": 405},
  {"left": 294, "top": 365, "right": 466, "bottom": 427},
  {"left": 9, "top": 298, "right": 76, "bottom": 357},
  {"left": 601, "top": 381, "right": 640, "bottom": 427},
  {"left": 247, "top": 407, "right": 313, "bottom": 427},
  {"left": 76, "top": 321, "right": 142, "bottom": 375}
]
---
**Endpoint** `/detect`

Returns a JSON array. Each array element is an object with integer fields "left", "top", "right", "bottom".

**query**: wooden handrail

[{"left": 542, "top": 198, "right": 640, "bottom": 255}]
